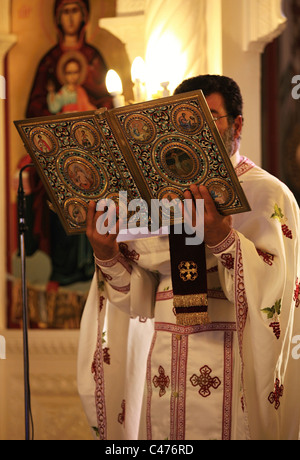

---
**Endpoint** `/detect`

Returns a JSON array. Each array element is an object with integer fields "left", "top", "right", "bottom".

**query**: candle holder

[
  {"left": 160, "top": 81, "right": 170, "bottom": 97},
  {"left": 131, "top": 57, "right": 147, "bottom": 103}
]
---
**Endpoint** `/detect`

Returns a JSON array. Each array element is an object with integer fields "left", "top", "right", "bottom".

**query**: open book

[{"left": 14, "top": 90, "right": 250, "bottom": 235}]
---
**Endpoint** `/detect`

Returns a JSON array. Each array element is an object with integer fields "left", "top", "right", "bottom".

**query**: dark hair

[
  {"left": 174, "top": 75, "right": 243, "bottom": 120},
  {"left": 55, "top": 0, "right": 90, "bottom": 16}
]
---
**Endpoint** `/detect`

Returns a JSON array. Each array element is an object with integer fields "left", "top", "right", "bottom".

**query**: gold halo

[{"left": 56, "top": 50, "right": 88, "bottom": 86}]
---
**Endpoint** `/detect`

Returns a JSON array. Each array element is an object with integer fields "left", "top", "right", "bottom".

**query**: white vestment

[{"left": 77, "top": 153, "right": 300, "bottom": 440}]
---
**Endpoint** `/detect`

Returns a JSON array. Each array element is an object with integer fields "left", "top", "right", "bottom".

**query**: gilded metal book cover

[{"left": 14, "top": 90, "right": 251, "bottom": 234}]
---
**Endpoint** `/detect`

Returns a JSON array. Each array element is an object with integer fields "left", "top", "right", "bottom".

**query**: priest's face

[{"left": 206, "top": 92, "right": 242, "bottom": 157}]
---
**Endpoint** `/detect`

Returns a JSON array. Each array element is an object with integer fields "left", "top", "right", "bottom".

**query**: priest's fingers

[
  {"left": 86, "top": 200, "right": 120, "bottom": 260},
  {"left": 189, "top": 183, "right": 202, "bottom": 199},
  {"left": 198, "top": 185, "right": 232, "bottom": 226},
  {"left": 86, "top": 199, "right": 110, "bottom": 230},
  {"left": 86, "top": 200, "right": 97, "bottom": 235},
  {"left": 187, "top": 185, "right": 232, "bottom": 246},
  {"left": 198, "top": 185, "right": 220, "bottom": 215},
  {"left": 184, "top": 186, "right": 204, "bottom": 228},
  {"left": 182, "top": 189, "right": 193, "bottom": 225},
  {"left": 96, "top": 200, "right": 120, "bottom": 237}
]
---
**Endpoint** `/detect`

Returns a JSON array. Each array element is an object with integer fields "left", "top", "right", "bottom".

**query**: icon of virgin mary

[
  {"left": 26, "top": 0, "right": 113, "bottom": 118},
  {"left": 22, "top": 0, "right": 113, "bottom": 287}
]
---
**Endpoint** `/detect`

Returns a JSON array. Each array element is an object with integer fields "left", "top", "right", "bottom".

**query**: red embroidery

[
  {"left": 97, "top": 252, "right": 132, "bottom": 274},
  {"left": 281, "top": 224, "right": 292, "bottom": 239},
  {"left": 236, "top": 156, "right": 255, "bottom": 177},
  {"left": 235, "top": 238, "right": 248, "bottom": 349},
  {"left": 153, "top": 366, "right": 170, "bottom": 397},
  {"left": 210, "top": 229, "right": 236, "bottom": 255},
  {"left": 91, "top": 328, "right": 107, "bottom": 439},
  {"left": 261, "top": 299, "right": 281, "bottom": 339},
  {"left": 139, "top": 316, "right": 148, "bottom": 323},
  {"left": 221, "top": 253, "right": 234, "bottom": 270},
  {"left": 99, "top": 295, "right": 105, "bottom": 312},
  {"left": 269, "top": 322, "right": 281, "bottom": 339},
  {"left": 91, "top": 359, "right": 96, "bottom": 376},
  {"left": 271, "top": 204, "right": 293, "bottom": 239},
  {"left": 118, "top": 399, "right": 126, "bottom": 425},
  {"left": 119, "top": 243, "right": 140, "bottom": 262},
  {"left": 110, "top": 283, "right": 130, "bottom": 294},
  {"left": 294, "top": 278, "right": 300, "bottom": 308},
  {"left": 241, "top": 396, "right": 245, "bottom": 413},
  {"left": 207, "top": 265, "right": 218, "bottom": 273},
  {"left": 190, "top": 365, "right": 221, "bottom": 397},
  {"left": 257, "top": 249, "right": 274, "bottom": 266},
  {"left": 268, "top": 379, "right": 284, "bottom": 410},
  {"left": 100, "top": 271, "right": 113, "bottom": 282},
  {"left": 103, "top": 347, "right": 111, "bottom": 365}
]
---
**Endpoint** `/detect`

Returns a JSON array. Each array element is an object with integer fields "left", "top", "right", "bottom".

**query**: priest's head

[{"left": 174, "top": 75, "right": 244, "bottom": 157}]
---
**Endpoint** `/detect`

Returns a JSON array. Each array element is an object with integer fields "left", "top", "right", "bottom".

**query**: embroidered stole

[{"left": 168, "top": 224, "right": 209, "bottom": 326}]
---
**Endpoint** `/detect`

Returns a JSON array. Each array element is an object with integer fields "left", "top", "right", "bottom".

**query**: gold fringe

[
  {"left": 173, "top": 293, "right": 208, "bottom": 308},
  {"left": 176, "top": 311, "right": 210, "bottom": 326}
]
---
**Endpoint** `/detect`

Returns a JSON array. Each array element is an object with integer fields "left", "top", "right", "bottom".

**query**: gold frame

[{"left": 14, "top": 90, "right": 251, "bottom": 234}]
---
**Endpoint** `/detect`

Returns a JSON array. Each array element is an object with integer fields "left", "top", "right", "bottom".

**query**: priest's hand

[
  {"left": 86, "top": 200, "right": 120, "bottom": 261},
  {"left": 183, "top": 185, "right": 232, "bottom": 247}
]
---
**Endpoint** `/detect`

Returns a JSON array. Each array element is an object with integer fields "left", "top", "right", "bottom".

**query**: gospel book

[{"left": 14, "top": 90, "right": 251, "bottom": 235}]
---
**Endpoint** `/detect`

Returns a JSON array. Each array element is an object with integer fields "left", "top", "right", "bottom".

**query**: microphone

[
  {"left": 17, "top": 163, "right": 34, "bottom": 235},
  {"left": 17, "top": 161, "right": 34, "bottom": 440}
]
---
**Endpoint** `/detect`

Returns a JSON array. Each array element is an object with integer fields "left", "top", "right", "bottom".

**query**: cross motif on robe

[
  {"left": 268, "top": 378, "right": 284, "bottom": 410},
  {"left": 153, "top": 366, "right": 170, "bottom": 397},
  {"left": 190, "top": 365, "right": 221, "bottom": 397}
]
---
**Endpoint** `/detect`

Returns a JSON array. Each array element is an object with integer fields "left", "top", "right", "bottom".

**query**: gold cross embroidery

[{"left": 178, "top": 261, "right": 198, "bottom": 282}]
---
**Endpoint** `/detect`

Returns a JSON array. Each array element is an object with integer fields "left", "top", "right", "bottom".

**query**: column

[
  {"left": 222, "top": 0, "right": 286, "bottom": 166},
  {"left": 0, "top": 0, "right": 17, "bottom": 330},
  {"left": 144, "top": 0, "right": 222, "bottom": 97}
]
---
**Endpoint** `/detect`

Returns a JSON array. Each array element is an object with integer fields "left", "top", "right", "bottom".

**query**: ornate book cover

[{"left": 14, "top": 90, "right": 251, "bottom": 235}]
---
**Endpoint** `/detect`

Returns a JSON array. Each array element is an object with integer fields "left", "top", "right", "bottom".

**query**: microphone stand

[{"left": 17, "top": 163, "right": 34, "bottom": 441}]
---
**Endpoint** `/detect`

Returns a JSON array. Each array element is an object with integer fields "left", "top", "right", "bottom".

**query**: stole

[{"left": 168, "top": 224, "right": 209, "bottom": 326}]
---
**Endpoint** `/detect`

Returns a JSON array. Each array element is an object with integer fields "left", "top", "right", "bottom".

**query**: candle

[
  {"left": 160, "top": 81, "right": 170, "bottom": 97},
  {"left": 131, "top": 57, "right": 146, "bottom": 103},
  {"left": 106, "top": 70, "right": 125, "bottom": 108}
]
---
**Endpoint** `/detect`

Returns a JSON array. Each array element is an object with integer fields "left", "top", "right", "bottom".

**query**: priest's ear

[{"left": 234, "top": 115, "right": 243, "bottom": 140}]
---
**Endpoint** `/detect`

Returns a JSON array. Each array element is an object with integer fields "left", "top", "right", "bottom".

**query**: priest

[{"left": 78, "top": 75, "right": 300, "bottom": 440}]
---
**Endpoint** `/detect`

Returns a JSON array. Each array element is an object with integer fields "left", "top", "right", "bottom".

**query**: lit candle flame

[
  {"left": 106, "top": 69, "right": 123, "bottom": 95},
  {"left": 105, "top": 70, "right": 125, "bottom": 107}
]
